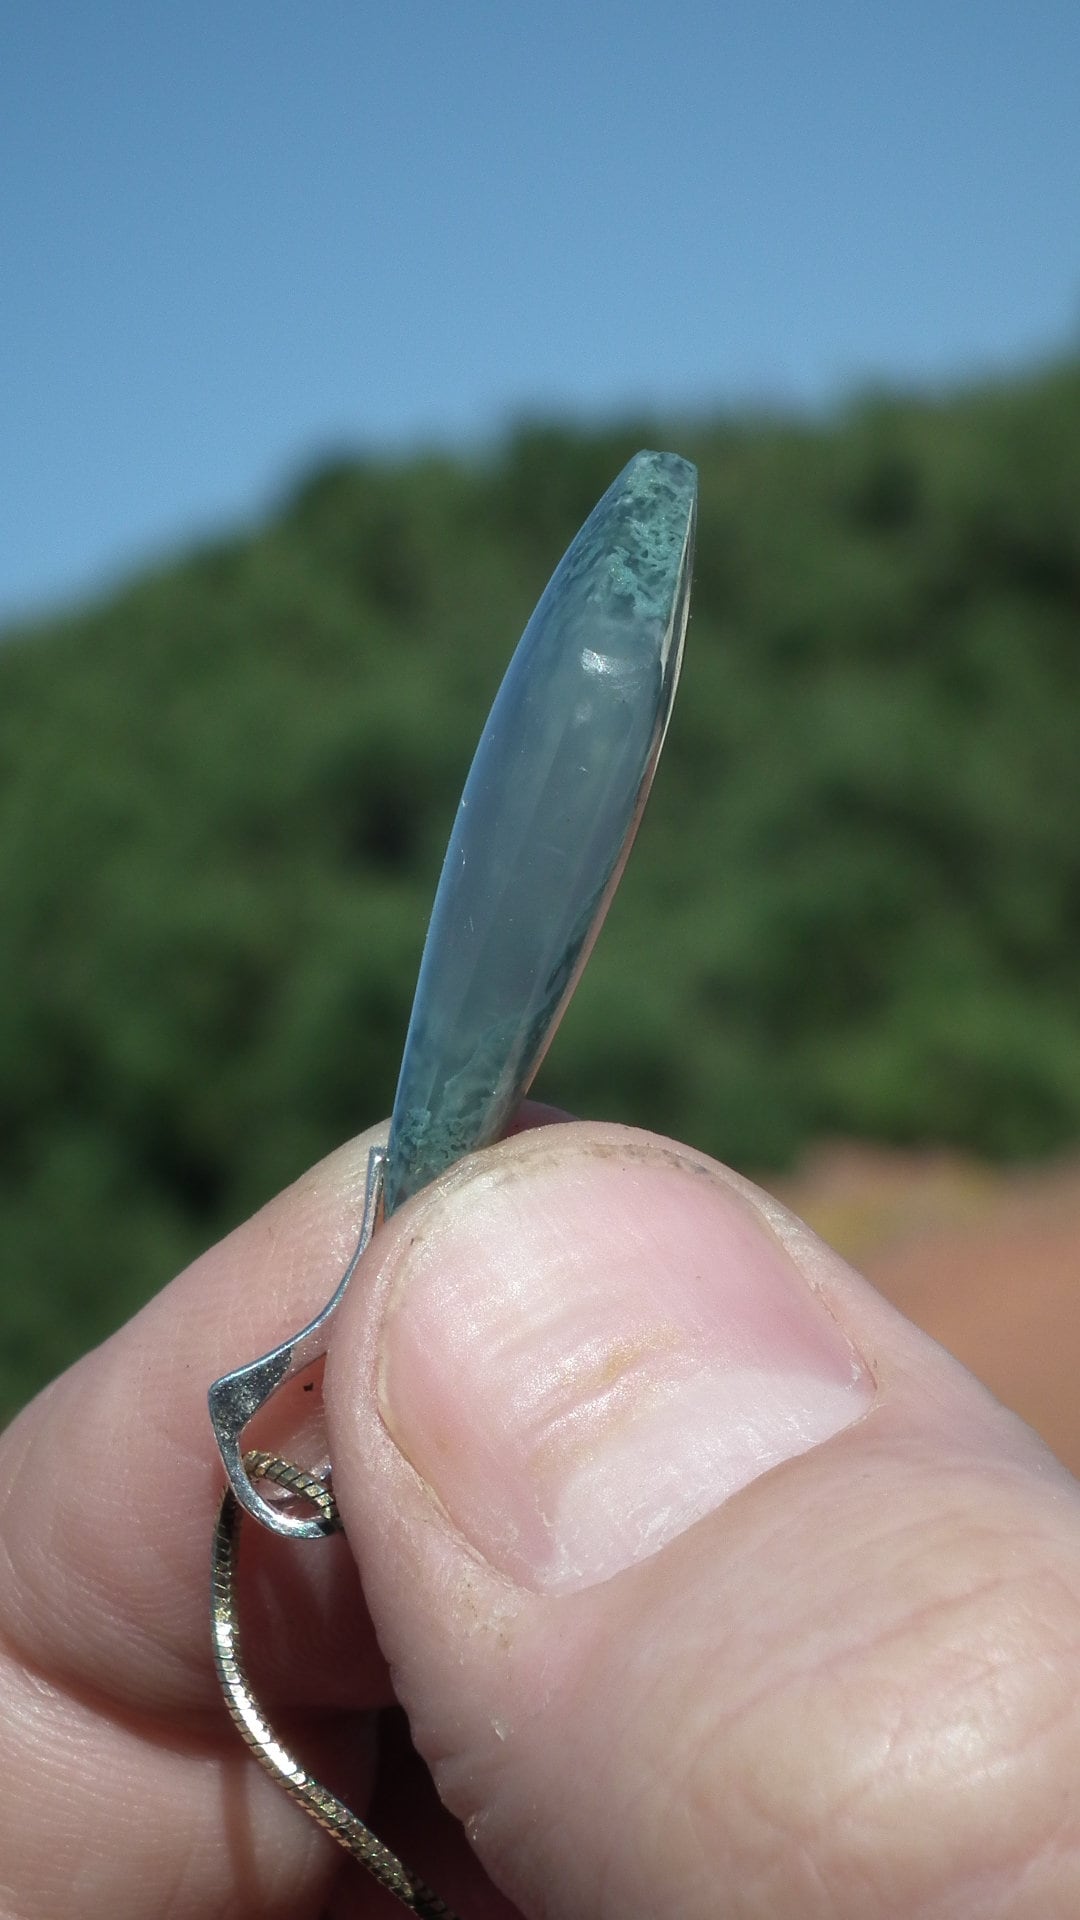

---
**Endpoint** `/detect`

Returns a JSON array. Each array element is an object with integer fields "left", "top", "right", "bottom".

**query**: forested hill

[{"left": 2, "top": 360, "right": 1080, "bottom": 1413}]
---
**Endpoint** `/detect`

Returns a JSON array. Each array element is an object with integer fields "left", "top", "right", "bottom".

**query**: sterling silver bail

[{"left": 207, "top": 1143, "right": 386, "bottom": 1539}]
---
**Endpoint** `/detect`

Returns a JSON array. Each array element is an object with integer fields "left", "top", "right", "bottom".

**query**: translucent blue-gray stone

[{"left": 383, "top": 449, "right": 697, "bottom": 1216}]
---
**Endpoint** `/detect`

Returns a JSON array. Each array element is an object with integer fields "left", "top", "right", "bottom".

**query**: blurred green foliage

[{"left": 3, "top": 364, "right": 1080, "bottom": 1417}]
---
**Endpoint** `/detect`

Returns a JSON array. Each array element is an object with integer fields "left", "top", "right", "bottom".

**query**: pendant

[{"left": 209, "top": 450, "right": 697, "bottom": 1537}]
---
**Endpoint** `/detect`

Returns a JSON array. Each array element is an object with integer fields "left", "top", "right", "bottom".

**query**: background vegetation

[{"left": 2, "top": 359, "right": 1079, "bottom": 1418}]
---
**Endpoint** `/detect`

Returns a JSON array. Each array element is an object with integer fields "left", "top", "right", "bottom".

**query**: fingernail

[{"left": 377, "top": 1139, "right": 874, "bottom": 1593}]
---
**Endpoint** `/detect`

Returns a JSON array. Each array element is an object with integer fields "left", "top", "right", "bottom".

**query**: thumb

[{"left": 325, "top": 1122, "right": 1080, "bottom": 1919}]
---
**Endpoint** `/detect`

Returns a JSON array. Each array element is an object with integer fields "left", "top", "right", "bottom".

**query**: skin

[{"left": 2, "top": 1116, "right": 1080, "bottom": 1917}]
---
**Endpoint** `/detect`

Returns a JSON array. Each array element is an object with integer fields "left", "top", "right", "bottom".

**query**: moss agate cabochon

[{"left": 384, "top": 450, "right": 698, "bottom": 1214}]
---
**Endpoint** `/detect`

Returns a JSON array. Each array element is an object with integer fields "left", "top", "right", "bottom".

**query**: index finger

[{"left": 0, "top": 1123, "right": 391, "bottom": 1721}]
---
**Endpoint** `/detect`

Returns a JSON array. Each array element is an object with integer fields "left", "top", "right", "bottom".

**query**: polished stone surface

[{"left": 384, "top": 450, "right": 697, "bottom": 1215}]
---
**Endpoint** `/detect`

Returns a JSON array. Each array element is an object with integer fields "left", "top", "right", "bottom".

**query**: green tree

[{"left": 3, "top": 363, "right": 1080, "bottom": 1416}]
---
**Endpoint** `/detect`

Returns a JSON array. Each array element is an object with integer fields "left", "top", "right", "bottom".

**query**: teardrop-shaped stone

[{"left": 383, "top": 449, "right": 697, "bottom": 1215}]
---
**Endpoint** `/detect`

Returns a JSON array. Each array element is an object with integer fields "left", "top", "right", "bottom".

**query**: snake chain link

[{"left": 211, "top": 1450, "right": 460, "bottom": 1918}]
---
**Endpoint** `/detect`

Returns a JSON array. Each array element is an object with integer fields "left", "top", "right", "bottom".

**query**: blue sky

[{"left": 3, "top": 1, "right": 1079, "bottom": 623}]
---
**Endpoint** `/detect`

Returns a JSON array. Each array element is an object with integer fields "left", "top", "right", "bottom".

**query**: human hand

[{"left": 3, "top": 1119, "right": 1080, "bottom": 1917}]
